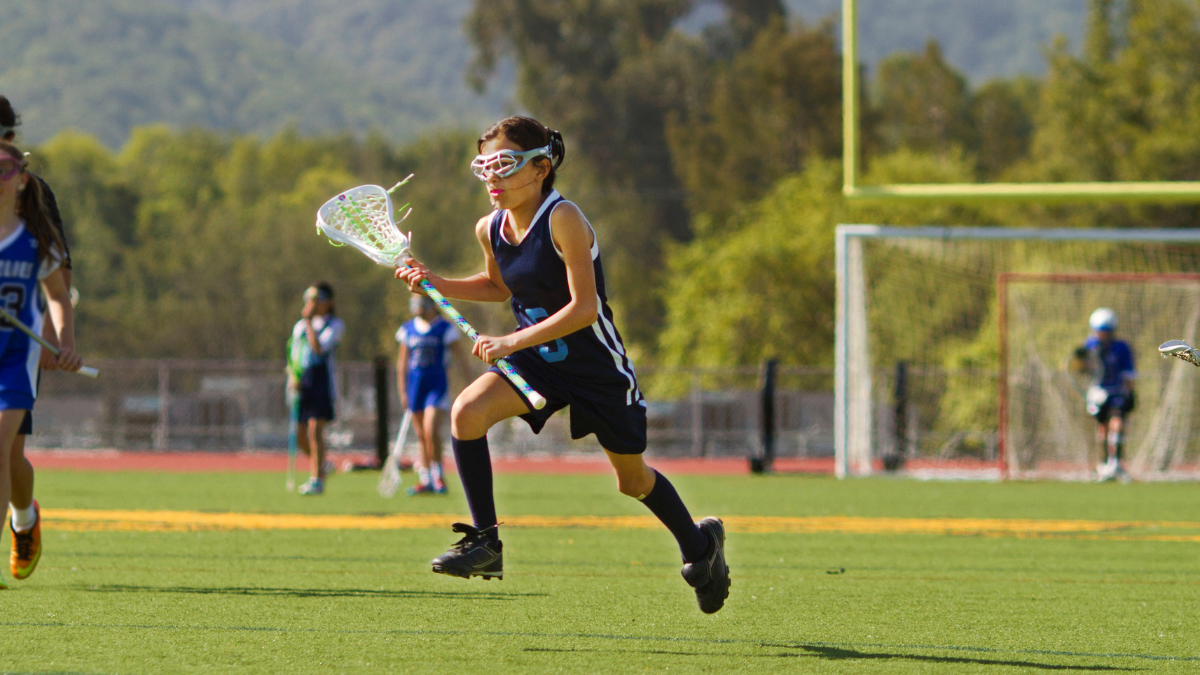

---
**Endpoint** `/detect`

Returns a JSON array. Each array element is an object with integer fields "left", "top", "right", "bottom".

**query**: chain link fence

[{"left": 28, "top": 360, "right": 834, "bottom": 460}]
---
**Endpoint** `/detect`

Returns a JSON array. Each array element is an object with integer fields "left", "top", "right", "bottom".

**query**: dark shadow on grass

[
  {"left": 75, "top": 584, "right": 544, "bottom": 600},
  {"left": 782, "top": 644, "right": 1138, "bottom": 671},
  {"left": 524, "top": 645, "right": 1138, "bottom": 671}
]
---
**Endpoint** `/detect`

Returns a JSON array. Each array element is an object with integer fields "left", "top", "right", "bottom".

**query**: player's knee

[
  {"left": 615, "top": 469, "right": 653, "bottom": 499},
  {"left": 450, "top": 396, "right": 484, "bottom": 439}
]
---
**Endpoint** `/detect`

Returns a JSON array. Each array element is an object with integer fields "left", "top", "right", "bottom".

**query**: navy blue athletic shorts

[
  {"left": 299, "top": 366, "right": 335, "bottom": 422},
  {"left": 488, "top": 364, "right": 647, "bottom": 455}
]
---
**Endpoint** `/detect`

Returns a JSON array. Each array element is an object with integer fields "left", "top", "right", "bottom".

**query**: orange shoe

[{"left": 10, "top": 500, "right": 41, "bottom": 580}]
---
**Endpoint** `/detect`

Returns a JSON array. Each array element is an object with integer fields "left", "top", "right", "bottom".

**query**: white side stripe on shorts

[{"left": 592, "top": 300, "right": 641, "bottom": 405}]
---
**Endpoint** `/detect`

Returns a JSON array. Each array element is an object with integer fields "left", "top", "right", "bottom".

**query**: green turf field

[{"left": 5, "top": 469, "right": 1200, "bottom": 674}]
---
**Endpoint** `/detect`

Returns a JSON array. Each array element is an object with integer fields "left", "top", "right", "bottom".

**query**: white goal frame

[{"left": 834, "top": 225, "right": 1200, "bottom": 479}]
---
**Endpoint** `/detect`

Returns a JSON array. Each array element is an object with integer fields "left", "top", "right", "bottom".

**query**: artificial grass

[{"left": 2, "top": 470, "right": 1199, "bottom": 674}]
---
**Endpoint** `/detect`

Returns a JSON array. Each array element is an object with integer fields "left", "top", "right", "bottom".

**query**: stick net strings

[
  {"left": 317, "top": 179, "right": 413, "bottom": 266},
  {"left": 851, "top": 236, "right": 1200, "bottom": 478}
]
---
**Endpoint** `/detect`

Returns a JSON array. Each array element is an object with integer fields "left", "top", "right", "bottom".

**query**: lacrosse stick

[
  {"left": 378, "top": 410, "right": 412, "bottom": 498},
  {"left": 1160, "top": 339, "right": 1200, "bottom": 367},
  {"left": 316, "top": 177, "right": 547, "bottom": 410},
  {"left": 284, "top": 334, "right": 305, "bottom": 491},
  {"left": 0, "top": 304, "right": 98, "bottom": 378}
]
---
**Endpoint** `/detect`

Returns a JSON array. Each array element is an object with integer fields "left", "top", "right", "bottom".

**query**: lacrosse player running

[
  {"left": 397, "top": 116, "right": 729, "bottom": 613},
  {"left": 1071, "top": 308, "right": 1136, "bottom": 482},
  {"left": 2, "top": 98, "right": 75, "bottom": 584},
  {"left": 290, "top": 283, "right": 344, "bottom": 495},
  {"left": 0, "top": 140, "right": 82, "bottom": 588},
  {"left": 396, "top": 294, "right": 470, "bottom": 495}
]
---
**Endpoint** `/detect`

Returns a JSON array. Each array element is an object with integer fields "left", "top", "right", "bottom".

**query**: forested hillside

[
  {"left": 0, "top": 0, "right": 503, "bottom": 147},
  {"left": 1, "top": 0, "right": 1086, "bottom": 148}
]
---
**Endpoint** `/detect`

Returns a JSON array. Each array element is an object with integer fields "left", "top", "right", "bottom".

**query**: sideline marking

[
  {"left": 1, "top": 621, "right": 1195, "bottom": 662},
  {"left": 41, "top": 509, "right": 1200, "bottom": 541}
]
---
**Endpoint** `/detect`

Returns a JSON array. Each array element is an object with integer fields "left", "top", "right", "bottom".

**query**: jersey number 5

[
  {"left": 0, "top": 283, "right": 26, "bottom": 330},
  {"left": 524, "top": 308, "right": 568, "bottom": 363}
]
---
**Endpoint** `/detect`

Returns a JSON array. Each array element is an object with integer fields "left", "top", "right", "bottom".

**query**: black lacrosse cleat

[
  {"left": 431, "top": 523, "right": 503, "bottom": 580},
  {"left": 681, "top": 517, "right": 730, "bottom": 614}
]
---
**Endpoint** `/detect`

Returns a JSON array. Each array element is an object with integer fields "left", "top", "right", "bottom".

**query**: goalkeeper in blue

[
  {"left": 396, "top": 116, "right": 729, "bottom": 613},
  {"left": 1071, "top": 308, "right": 1136, "bottom": 482}
]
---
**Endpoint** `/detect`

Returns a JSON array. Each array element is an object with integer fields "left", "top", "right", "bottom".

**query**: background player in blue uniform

[
  {"left": 397, "top": 116, "right": 729, "bottom": 613},
  {"left": 289, "top": 283, "right": 345, "bottom": 495},
  {"left": 396, "top": 294, "right": 470, "bottom": 495},
  {"left": 2, "top": 96, "right": 74, "bottom": 583},
  {"left": 0, "top": 140, "right": 83, "bottom": 588},
  {"left": 1071, "top": 308, "right": 1136, "bottom": 482}
]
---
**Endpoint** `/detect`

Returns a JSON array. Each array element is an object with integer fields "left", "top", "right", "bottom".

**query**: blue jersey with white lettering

[
  {"left": 1084, "top": 336, "right": 1136, "bottom": 393},
  {"left": 396, "top": 317, "right": 457, "bottom": 375},
  {"left": 489, "top": 190, "right": 643, "bottom": 406},
  {"left": 0, "top": 222, "right": 60, "bottom": 409}
]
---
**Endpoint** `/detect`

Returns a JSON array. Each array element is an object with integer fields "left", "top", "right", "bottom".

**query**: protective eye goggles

[
  {"left": 470, "top": 145, "right": 552, "bottom": 181},
  {"left": 0, "top": 157, "right": 26, "bottom": 182}
]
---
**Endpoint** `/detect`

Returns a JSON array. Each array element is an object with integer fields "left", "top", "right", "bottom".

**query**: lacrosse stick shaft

[
  {"left": 286, "top": 389, "right": 299, "bottom": 491},
  {"left": 417, "top": 279, "right": 547, "bottom": 410},
  {"left": 0, "top": 304, "right": 99, "bottom": 378},
  {"left": 378, "top": 410, "right": 412, "bottom": 498}
]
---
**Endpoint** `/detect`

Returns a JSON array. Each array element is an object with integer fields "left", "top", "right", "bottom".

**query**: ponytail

[
  {"left": 479, "top": 116, "right": 567, "bottom": 195},
  {"left": 0, "top": 141, "right": 64, "bottom": 265}
]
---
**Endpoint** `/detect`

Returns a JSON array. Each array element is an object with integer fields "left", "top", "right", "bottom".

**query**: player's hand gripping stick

[
  {"left": 316, "top": 179, "right": 546, "bottom": 410},
  {"left": 0, "top": 304, "right": 99, "bottom": 378}
]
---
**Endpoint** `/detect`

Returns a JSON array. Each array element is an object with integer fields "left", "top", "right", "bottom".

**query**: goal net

[{"left": 836, "top": 226, "right": 1200, "bottom": 480}]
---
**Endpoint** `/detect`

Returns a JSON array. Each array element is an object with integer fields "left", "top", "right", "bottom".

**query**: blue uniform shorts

[
  {"left": 407, "top": 370, "right": 449, "bottom": 412},
  {"left": 299, "top": 365, "right": 335, "bottom": 422},
  {"left": 489, "top": 361, "right": 647, "bottom": 455}
]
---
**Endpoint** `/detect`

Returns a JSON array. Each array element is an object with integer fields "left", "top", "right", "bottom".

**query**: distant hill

[
  {"left": 0, "top": 0, "right": 506, "bottom": 147},
  {"left": 783, "top": 0, "right": 1087, "bottom": 84},
  {"left": 1, "top": 0, "right": 1085, "bottom": 148}
]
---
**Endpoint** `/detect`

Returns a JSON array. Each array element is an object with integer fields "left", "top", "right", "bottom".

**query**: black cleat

[
  {"left": 681, "top": 517, "right": 730, "bottom": 614},
  {"left": 431, "top": 523, "right": 503, "bottom": 580}
]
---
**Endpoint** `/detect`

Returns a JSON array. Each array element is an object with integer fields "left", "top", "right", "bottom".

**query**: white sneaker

[
  {"left": 298, "top": 478, "right": 325, "bottom": 495},
  {"left": 1096, "top": 459, "right": 1117, "bottom": 482},
  {"left": 1114, "top": 463, "right": 1133, "bottom": 484}
]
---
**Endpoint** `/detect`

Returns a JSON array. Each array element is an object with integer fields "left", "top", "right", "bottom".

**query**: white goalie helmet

[{"left": 1089, "top": 307, "right": 1117, "bottom": 332}]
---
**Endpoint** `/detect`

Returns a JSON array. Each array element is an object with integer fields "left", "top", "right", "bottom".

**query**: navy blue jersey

[
  {"left": 1084, "top": 337, "right": 1136, "bottom": 393},
  {"left": 490, "top": 190, "right": 643, "bottom": 406}
]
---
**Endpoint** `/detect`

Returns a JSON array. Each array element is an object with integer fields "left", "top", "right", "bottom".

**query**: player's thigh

[
  {"left": 451, "top": 372, "right": 529, "bottom": 439},
  {"left": 423, "top": 407, "right": 444, "bottom": 438}
]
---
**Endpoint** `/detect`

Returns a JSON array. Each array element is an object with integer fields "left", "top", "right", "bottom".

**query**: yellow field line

[{"left": 38, "top": 509, "right": 1200, "bottom": 541}]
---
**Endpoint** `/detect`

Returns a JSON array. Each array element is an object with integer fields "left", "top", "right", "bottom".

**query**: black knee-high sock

[
  {"left": 451, "top": 436, "right": 498, "bottom": 543},
  {"left": 639, "top": 470, "right": 708, "bottom": 563}
]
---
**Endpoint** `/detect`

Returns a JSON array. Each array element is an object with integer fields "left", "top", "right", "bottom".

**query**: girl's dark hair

[
  {"left": 0, "top": 96, "right": 18, "bottom": 136},
  {"left": 0, "top": 141, "right": 65, "bottom": 264},
  {"left": 314, "top": 281, "right": 335, "bottom": 315},
  {"left": 478, "top": 116, "right": 565, "bottom": 194}
]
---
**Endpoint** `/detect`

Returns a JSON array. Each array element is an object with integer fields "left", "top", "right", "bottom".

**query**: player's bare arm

[
  {"left": 472, "top": 203, "right": 598, "bottom": 363},
  {"left": 394, "top": 215, "right": 511, "bottom": 303},
  {"left": 41, "top": 268, "right": 81, "bottom": 372}
]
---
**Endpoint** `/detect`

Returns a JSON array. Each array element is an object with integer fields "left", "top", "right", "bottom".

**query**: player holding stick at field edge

[
  {"left": 0, "top": 140, "right": 83, "bottom": 588},
  {"left": 396, "top": 116, "right": 730, "bottom": 613},
  {"left": 2, "top": 97, "right": 76, "bottom": 583}
]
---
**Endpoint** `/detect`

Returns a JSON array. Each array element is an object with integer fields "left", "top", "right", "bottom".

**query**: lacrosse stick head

[
  {"left": 1160, "top": 339, "right": 1200, "bottom": 367},
  {"left": 316, "top": 177, "right": 414, "bottom": 267}
]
